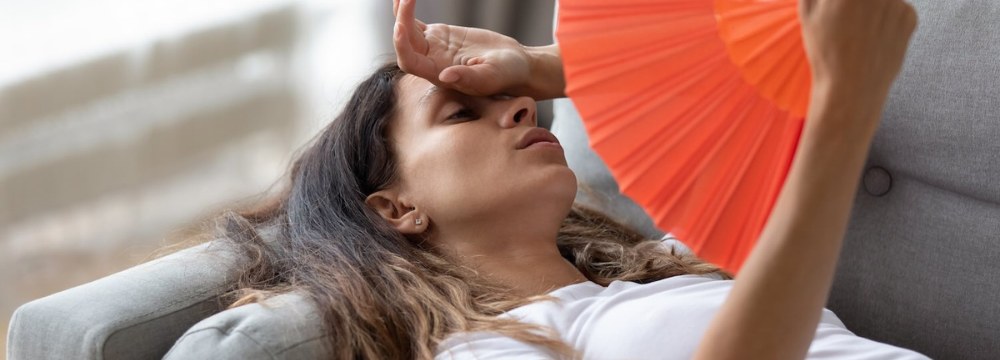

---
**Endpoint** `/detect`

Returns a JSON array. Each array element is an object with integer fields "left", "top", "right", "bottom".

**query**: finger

[
  {"left": 885, "top": 1, "right": 918, "bottom": 46},
  {"left": 396, "top": 0, "right": 428, "bottom": 53},
  {"left": 901, "top": 2, "right": 919, "bottom": 34},
  {"left": 395, "top": 22, "right": 436, "bottom": 77},
  {"left": 394, "top": 0, "right": 427, "bottom": 31},
  {"left": 440, "top": 57, "right": 487, "bottom": 83},
  {"left": 439, "top": 64, "right": 504, "bottom": 96},
  {"left": 394, "top": 19, "right": 428, "bottom": 59}
]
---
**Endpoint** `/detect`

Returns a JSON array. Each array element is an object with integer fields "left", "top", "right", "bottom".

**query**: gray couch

[{"left": 8, "top": 0, "right": 999, "bottom": 358}]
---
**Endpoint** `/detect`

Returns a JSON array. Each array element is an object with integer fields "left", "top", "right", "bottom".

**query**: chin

[{"left": 542, "top": 166, "right": 579, "bottom": 205}]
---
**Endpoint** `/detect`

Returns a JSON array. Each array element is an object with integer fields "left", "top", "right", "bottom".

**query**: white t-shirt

[{"left": 435, "top": 238, "right": 929, "bottom": 359}]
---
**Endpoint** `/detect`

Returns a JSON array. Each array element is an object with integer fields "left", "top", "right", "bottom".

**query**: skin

[
  {"left": 364, "top": 75, "right": 587, "bottom": 297},
  {"left": 390, "top": 0, "right": 564, "bottom": 100},
  {"left": 380, "top": 0, "right": 918, "bottom": 358},
  {"left": 697, "top": 1, "right": 918, "bottom": 359}
]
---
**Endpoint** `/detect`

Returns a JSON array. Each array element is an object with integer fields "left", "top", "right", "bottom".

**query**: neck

[
  {"left": 472, "top": 246, "right": 588, "bottom": 297},
  {"left": 433, "top": 218, "right": 589, "bottom": 298}
]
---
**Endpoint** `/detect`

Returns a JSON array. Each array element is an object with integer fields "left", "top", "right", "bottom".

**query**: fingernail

[{"left": 441, "top": 72, "right": 460, "bottom": 83}]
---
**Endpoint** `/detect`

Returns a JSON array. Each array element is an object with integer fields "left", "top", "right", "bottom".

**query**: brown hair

[{"left": 218, "top": 63, "right": 729, "bottom": 359}]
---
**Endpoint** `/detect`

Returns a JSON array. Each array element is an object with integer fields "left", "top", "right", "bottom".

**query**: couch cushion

[
  {"left": 829, "top": 1, "right": 1000, "bottom": 358},
  {"left": 6, "top": 241, "right": 245, "bottom": 360},
  {"left": 832, "top": 169, "right": 1000, "bottom": 359},
  {"left": 865, "top": 0, "right": 1000, "bottom": 202},
  {"left": 164, "top": 293, "right": 330, "bottom": 360}
]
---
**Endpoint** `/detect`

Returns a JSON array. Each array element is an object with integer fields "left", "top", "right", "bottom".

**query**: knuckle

[
  {"left": 904, "top": 5, "right": 918, "bottom": 25},
  {"left": 896, "top": 2, "right": 918, "bottom": 30}
]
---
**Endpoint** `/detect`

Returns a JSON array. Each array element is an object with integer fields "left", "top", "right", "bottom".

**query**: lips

[{"left": 516, "top": 128, "right": 561, "bottom": 150}]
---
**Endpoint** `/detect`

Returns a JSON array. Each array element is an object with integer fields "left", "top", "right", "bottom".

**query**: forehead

[
  {"left": 397, "top": 74, "right": 437, "bottom": 110},
  {"left": 389, "top": 75, "right": 438, "bottom": 138}
]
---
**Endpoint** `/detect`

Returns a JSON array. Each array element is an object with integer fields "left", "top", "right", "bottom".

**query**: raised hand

[
  {"left": 392, "top": 0, "right": 552, "bottom": 98},
  {"left": 799, "top": 0, "right": 918, "bottom": 135}
]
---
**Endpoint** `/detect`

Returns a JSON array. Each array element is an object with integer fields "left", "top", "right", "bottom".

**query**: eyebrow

[{"left": 418, "top": 86, "right": 443, "bottom": 109}]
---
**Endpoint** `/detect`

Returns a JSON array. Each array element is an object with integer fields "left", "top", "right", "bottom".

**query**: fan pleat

[
  {"left": 714, "top": 0, "right": 787, "bottom": 21},
  {"left": 565, "top": 22, "right": 720, "bottom": 95},
  {"left": 727, "top": 109, "right": 789, "bottom": 268},
  {"left": 734, "top": 19, "right": 798, "bottom": 75},
  {"left": 614, "top": 74, "right": 747, "bottom": 206},
  {"left": 584, "top": 48, "right": 732, "bottom": 168},
  {"left": 719, "top": 7, "right": 792, "bottom": 45},
  {"left": 615, "top": 73, "right": 747, "bottom": 191},
  {"left": 708, "top": 99, "right": 773, "bottom": 236},
  {"left": 561, "top": 3, "right": 719, "bottom": 101},
  {"left": 716, "top": 0, "right": 810, "bottom": 117},
  {"left": 698, "top": 101, "right": 777, "bottom": 263},
  {"left": 563, "top": 0, "right": 710, "bottom": 14},
  {"left": 685, "top": 96, "right": 763, "bottom": 246},
  {"left": 648, "top": 85, "right": 761, "bottom": 227},
  {"left": 686, "top": 97, "right": 774, "bottom": 249},
  {"left": 577, "top": 58, "right": 730, "bottom": 169},
  {"left": 558, "top": 0, "right": 810, "bottom": 273},
  {"left": 745, "top": 22, "right": 803, "bottom": 105}
]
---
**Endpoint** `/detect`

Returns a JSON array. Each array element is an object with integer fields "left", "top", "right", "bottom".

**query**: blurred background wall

[{"left": 0, "top": 0, "right": 553, "bottom": 353}]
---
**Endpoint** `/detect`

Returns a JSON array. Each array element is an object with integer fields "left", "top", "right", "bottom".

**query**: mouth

[{"left": 516, "top": 128, "right": 561, "bottom": 150}]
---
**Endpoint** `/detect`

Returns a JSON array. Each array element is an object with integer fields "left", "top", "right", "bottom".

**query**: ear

[{"left": 365, "top": 190, "right": 427, "bottom": 234}]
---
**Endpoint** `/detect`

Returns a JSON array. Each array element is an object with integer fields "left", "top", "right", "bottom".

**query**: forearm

[
  {"left": 694, "top": 83, "right": 882, "bottom": 360},
  {"left": 521, "top": 44, "right": 565, "bottom": 100}
]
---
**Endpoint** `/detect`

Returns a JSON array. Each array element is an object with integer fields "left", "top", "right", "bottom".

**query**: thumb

[{"left": 439, "top": 64, "right": 503, "bottom": 96}]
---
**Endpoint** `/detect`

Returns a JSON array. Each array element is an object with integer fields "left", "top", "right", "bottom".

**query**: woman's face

[{"left": 374, "top": 74, "right": 577, "bottom": 243}]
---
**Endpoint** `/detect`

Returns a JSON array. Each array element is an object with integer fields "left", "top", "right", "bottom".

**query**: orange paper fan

[{"left": 557, "top": 0, "right": 811, "bottom": 273}]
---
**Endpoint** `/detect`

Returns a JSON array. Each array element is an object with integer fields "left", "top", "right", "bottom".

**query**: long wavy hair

[{"left": 219, "top": 62, "right": 729, "bottom": 359}]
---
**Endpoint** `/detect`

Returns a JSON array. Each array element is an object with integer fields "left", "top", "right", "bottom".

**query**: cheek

[{"left": 405, "top": 130, "right": 509, "bottom": 215}]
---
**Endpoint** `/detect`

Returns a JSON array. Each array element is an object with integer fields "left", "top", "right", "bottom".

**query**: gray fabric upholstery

[
  {"left": 831, "top": 169, "right": 1000, "bottom": 359},
  {"left": 6, "top": 241, "right": 245, "bottom": 359},
  {"left": 826, "top": 1, "right": 1000, "bottom": 358},
  {"left": 163, "top": 293, "right": 329, "bottom": 360}
]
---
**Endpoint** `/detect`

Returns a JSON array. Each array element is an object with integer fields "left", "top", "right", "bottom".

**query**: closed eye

[{"left": 447, "top": 107, "right": 479, "bottom": 121}]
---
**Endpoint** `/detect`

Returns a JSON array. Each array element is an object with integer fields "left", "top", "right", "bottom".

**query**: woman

[{"left": 219, "top": 0, "right": 926, "bottom": 358}]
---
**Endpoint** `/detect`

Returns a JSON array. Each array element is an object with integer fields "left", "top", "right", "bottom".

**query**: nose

[{"left": 499, "top": 96, "right": 537, "bottom": 128}]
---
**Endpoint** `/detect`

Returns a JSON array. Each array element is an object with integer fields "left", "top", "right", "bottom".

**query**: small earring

[{"left": 415, "top": 218, "right": 422, "bottom": 225}]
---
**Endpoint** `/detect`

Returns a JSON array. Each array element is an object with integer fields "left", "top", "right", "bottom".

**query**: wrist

[
  {"left": 812, "top": 76, "right": 890, "bottom": 116},
  {"left": 521, "top": 44, "right": 566, "bottom": 100},
  {"left": 804, "top": 80, "right": 885, "bottom": 145}
]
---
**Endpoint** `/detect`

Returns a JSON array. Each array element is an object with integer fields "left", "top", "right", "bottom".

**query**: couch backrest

[
  {"left": 828, "top": 1, "right": 1000, "bottom": 359},
  {"left": 6, "top": 240, "right": 246, "bottom": 359}
]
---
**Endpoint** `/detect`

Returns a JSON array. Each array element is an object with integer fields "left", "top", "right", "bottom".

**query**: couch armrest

[{"left": 6, "top": 241, "right": 245, "bottom": 360}]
